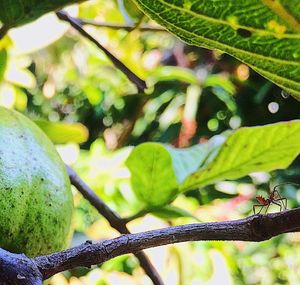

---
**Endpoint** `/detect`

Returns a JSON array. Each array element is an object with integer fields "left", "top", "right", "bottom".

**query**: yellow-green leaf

[
  {"left": 34, "top": 120, "right": 89, "bottom": 144},
  {"left": 181, "top": 121, "right": 300, "bottom": 191}
]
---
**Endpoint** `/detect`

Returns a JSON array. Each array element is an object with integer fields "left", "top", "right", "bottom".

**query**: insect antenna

[{"left": 272, "top": 182, "right": 300, "bottom": 193}]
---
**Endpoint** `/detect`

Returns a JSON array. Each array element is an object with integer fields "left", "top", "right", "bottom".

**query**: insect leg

[
  {"left": 274, "top": 198, "right": 287, "bottom": 210},
  {"left": 264, "top": 204, "right": 270, "bottom": 214},
  {"left": 273, "top": 189, "right": 283, "bottom": 199},
  {"left": 272, "top": 201, "right": 282, "bottom": 212},
  {"left": 253, "top": 204, "right": 264, "bottom": 214},
  {"left": 272, "top": 190, "right": 287, "bottom": 209}
]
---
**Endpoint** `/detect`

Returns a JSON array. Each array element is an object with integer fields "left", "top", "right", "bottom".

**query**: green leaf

[
  {"left": 181, "top": 121, "right": 300, "bottom": 191},
  {"left": 126, "top": 136, "right": 225, "bottom": 207},
  {"left": 204, "top": 74, "right": 235, "bottom": 95},
  {"left": 123, "top": 0, "right": 144, "bottom": 21},
  {"left": 150, "top": 66, "right": 199, "bottom": 85},
  {"left": 133, "top": 0, "right": 300, "bottom": 99},
  {"left": 0, "top": 49, "right": 7, "bottom": 81},
  {"left": 126, "top": 143, "right": 179, "bottom": 207},
  {"left": 34, "top": 120, "right": 89, "bottom": 144},
  {"left": 127, "top": 121, "right": 300, "bottom": 206},
  {"left": 165, "top": 135, "right": 226, "bottom": 184}
]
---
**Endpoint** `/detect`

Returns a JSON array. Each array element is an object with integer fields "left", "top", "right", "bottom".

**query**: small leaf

[
  {"left": 181, "top": 121, "right": 300, "bottom": 191},
  {"left": 34, "top": 120, "right": 89, "bottom": 144},
  {"left": 204, "top": 74, "right": 235, "bottom": 95},
  {"left": 150, "top": 66, "right": 198, "bottom": 85},
  {"left": 126, "top": 143, "right": 179, "bottom": 207}
]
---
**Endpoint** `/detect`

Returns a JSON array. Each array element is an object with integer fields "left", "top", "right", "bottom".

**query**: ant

[{"left": 253, "top": 183, "right": 299, "bottom": 215}]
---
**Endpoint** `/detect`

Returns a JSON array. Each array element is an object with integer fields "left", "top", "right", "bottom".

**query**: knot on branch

[
  {"left": 250, "top": 215, "right": 272, "bottom": 241},
  {"left": 0, "top": 248, "right": 42, "bottom": 285},
  {"left": 249, "top": 211, "right": 296, "bottom": 241}
]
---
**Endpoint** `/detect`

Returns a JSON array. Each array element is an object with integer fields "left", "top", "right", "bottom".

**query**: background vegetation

[{"left": 1, "top": 0, "right": 300, "bottom": 284}]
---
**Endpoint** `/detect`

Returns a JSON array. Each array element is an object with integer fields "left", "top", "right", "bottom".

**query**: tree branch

[
  {"left": 1, "top": 207, "right": 300, "bottom": 283},
  {"left": 78, "top": 18, "right": 166, "bottom": 32},
  {"left": 56, "top": 10, "right": 147, "bottom": 92},
  {"left": 33, "top": 207, "right": 300, "bottom": 279},
  {"left": 0, "top": 248, "right": 42, "bottom": 285},
  {"left": 0, "top": 25, "right": 8, "bottom": 40},
  {"left": 116, "top": 96, "right": 148, "bottom": 148},
  {"left": 66, "top": 166, "right": 164, "bottom": 285}
]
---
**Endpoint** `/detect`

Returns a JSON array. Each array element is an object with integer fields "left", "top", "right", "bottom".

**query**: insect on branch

[{"left": 253, "top": 183, "right": 299, "bottom": 214}]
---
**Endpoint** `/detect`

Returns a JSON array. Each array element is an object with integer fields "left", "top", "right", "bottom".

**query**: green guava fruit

[{"left": 0, "top": 106, "right": 73, "bottom": 257}]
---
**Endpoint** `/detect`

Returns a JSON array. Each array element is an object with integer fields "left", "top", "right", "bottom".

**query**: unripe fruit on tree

[{"left": 0, "top": 107, "right": 73, "bottom": 257}]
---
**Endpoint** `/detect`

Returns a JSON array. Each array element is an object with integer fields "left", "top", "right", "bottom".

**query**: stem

[
  {"left": 0, "top": 25, "right": 8, "bottom": 40},
  {"left": 79, "top": 19, "right": 166, "bottom": 31},
  {"left": 123, "top": 208, "right": 152, "bottom": 223},
  {"left": 56, "top": 10, "right": 147, "bottom": 92}
]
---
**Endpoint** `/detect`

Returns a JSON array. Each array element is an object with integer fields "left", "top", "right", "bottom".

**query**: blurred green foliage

[{"left": 1, "top": 0, "right": 300, "bottom": 284}]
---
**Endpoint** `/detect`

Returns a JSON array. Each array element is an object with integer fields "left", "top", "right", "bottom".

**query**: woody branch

[{"left": 1, "top": 208, "right": 300, "bottom": 284}]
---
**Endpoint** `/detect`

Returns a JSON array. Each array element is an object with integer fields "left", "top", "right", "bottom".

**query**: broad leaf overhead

[
  {"left": 133, "top": 0, "right": 300, "bottom": 99},
  {"left": 126, "top": 121, "right": 300, "bottom": 207}
]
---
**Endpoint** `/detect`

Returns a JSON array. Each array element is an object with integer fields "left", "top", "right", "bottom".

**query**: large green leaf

[
  {"left": 181, "top": 121, "right": 300, "bottom": 191},
  {"left": 133, "top": 0, "right": 300, "bottom": 99},
  {"left": 127, "top": 121, "right": 300, "bottom": 207}
]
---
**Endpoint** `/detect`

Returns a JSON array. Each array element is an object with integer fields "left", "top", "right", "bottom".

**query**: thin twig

[
  {"left": 0, "top": 25, "right": 8, "bottom": 40},
  {"left": 116, "top": 96, "right": 148, "bottom": 148},
  {"left": 78, "top": 19, "right": 166, "bottom": 32},
  {"left": 33, "top": 207, "right": 300, "bottom": 279},
  {"left": 67, "top": 166, "right": 164, "bottom": 285},
  {"left": 123, "top": 208, "right": 152, "bottom": 223},
  {"left": 56, "top": 10, "right": 147, "bottom": 92}
]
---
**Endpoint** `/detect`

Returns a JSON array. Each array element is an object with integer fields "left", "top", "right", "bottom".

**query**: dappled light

[{"left": 0, "top": 0, "right": 300, "bottom": 284}]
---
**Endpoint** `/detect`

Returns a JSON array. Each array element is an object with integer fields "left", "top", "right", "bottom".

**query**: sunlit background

[{"left": 2, "top": 0, "right": 300, "bottom": 284}]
